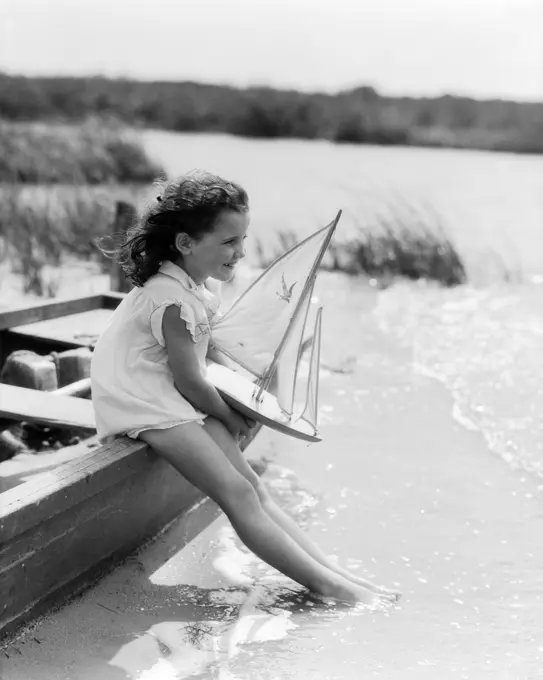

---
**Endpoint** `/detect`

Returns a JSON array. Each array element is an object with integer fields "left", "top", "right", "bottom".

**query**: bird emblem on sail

[{"left": 277, "top": 274, "right": 297, "bottom": 303}]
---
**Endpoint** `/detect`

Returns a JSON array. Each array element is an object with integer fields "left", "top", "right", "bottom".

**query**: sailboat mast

[{"left": 255, "top": 210, "right": 341, "bottom": 399}]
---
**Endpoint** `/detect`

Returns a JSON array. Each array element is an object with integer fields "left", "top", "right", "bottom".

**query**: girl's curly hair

[{"left": 118, "top": 170, "right": 249, "bottom": 286}]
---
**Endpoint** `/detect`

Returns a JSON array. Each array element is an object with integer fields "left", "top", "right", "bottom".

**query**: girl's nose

[{"left": 238, "top": 243, "right": 246, "bottom": 260}]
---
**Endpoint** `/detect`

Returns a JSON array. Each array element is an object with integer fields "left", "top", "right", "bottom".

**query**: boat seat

[{"left": 0, "top": 384, "right": 96, "bottom": 431}]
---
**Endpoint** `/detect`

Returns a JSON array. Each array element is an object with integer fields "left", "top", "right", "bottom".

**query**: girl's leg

[
  {"left": 139, "top": 422, "right": 376, "bottom": 604},
  {"left": 203, "top": 418, "right": 399, "bottom": 601}
]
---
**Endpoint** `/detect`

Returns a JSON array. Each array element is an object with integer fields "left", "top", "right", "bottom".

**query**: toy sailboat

[{"left": 207, "top": 211, "right": 342, "bottom": 442}]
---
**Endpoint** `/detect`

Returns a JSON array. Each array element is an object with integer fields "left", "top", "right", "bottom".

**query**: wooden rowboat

[{"left": 0, "top": 293, "right": 265, "bottom": 643}]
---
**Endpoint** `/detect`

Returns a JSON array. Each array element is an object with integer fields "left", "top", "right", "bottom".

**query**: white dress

[{"left": 91, "top": 261, "right": 222, "bottom": 443}]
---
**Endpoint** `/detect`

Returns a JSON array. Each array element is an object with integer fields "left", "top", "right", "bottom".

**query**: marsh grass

[
  {"left": 343, "top": 198, "right": 467, "bottom": 286},
  {"left": 255, "top": 198, "right": 467, "bottom": 287},
  {"left": 0, "top": 119, "right": 164, "bottom": 184},
  {"left": 0, "top": 183, "right": 145, "bottom": 296}
]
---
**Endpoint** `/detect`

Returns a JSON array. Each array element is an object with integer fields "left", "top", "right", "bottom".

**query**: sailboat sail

[
  {"left": 298, "top": 306, "right": 323, "bottom": 431},
  {"left": 211, "top": 213, "right": 340, "bottom": 381},
  {"left": 275, "top": 278, "right": 315, "bottom": 416}
]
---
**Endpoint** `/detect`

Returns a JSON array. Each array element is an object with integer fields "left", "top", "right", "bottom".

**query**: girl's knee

[
  {"left": 221, "top": 475, "right": 261, "bottom": 513},
  {"left": 252, "top": 475, "right": 270, "bottom": 502}
]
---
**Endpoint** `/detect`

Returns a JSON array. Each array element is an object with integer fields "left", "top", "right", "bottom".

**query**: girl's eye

[{"left": 224, "top": 235, "right": 247, "bottom": 245}]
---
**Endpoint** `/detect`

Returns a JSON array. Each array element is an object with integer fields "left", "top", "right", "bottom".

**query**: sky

[{"left": 1, "top": 0, "right": 542, "bottom": 102}]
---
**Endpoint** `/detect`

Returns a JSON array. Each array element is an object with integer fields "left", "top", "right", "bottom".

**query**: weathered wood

[
  {"left": 100, "top": 291, "right": 126, "bottom": 309},
  {"left": 0, "top": 438, "right": 216, "bottom": 640},
  {"left": 0, "top": 433, "right": 264, "bottom": 641},
  {"left": 0, "top": 295, "right": 104, "bottom": 331},
  {"left": 0, "top": 349, "right": 92, "bottom": 435},
  {"left": 0, "top": 430, "right": 28, "bottom": 462},
  {"left": 0, "top": 494, "right": 219, "bottom": 643},
  {"left": 109, "top": 201, "right": 136, "bottom": 293},
  {"left": 55, "top": 377, "right": 91, "bottom": 398},
  {"left": 0, "top": 384, "right": 95, "bottom": 431},
  {"left": 1, "top": 438, "right": 147, "bottom": 540},
  {"left": 0, "top": 329, "right": 80, "bottom": 364},
  {"left": 0, "top": 350, "right": 57, "bottom": 391},
  {"left": 55, "top": 347, "right": 93, "bottom": 387},
  {"left": 0, "top": 297, "right": 121, "bottom": 366},
  {"left": 6, "top": 308, "right": 113, "bottom": 348}
]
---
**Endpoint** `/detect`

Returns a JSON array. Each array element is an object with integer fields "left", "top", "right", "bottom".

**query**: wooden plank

[
  {"left": 100, "top": 291, "right": 125, "bottom": 309},
  {"left": 0, "top": 431, "right": 264, "bottom": 640},
  {"left": 0, "top": 330, "right": 81, "bottom": 365},
  {"left": 0, "top": 496, "right": 219, "bottom": 641},
  {"left": 7, "top": 308, "right": 113, "bottom": 347},
  {"left": 0, "top": 384, "right": 95, "bottom": 431},
  {"left": 1, "top": 438, "right": 148, "bottom": 541},
  {"left": 55, "top": 377, "right": 91, "bottom": 398},
  {"left": 109, "top": 201, "right": 136, "bottom": 293},
  {"left": 0, "top": 453, "right": 216, "bottom": 640},
  {"left": 0, "top": 295, "right": 104, "bottom": 331},
  {"left": 1, "top": 430, "right": 260, "bottom": 542}
]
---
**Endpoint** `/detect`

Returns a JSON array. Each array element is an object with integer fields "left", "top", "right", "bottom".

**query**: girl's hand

[{"left": 225, "top": 409, "right": 256, "bottom": 441}]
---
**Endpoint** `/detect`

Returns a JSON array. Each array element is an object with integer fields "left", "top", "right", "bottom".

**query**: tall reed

[
  {"left": 0, "top": 184, "right": 144, "bottom": 296},
  {"left": 255, "top": 198, "right": 467, "bottom": 287}
]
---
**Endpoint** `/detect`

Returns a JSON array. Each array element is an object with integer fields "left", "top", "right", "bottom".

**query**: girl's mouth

[{"left": 223, "top": 262, "right": 236, "bottom": 269}]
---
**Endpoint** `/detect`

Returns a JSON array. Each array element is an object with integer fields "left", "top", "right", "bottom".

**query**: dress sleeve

[{"left": 149, "top": 300, "right": 198, "bottom": 347}]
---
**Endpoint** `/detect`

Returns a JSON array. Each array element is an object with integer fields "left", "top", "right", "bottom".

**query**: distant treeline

[{"left": 1, "top": 73, "right": 542, "bottom": 154}]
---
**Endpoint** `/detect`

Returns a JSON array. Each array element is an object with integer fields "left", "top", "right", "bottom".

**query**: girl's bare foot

[
  {"left": 320, "top": 576, "right": 394, "bottom": 607},
  {"left": 326, "top": 558, "right": 401, "bottom": 602},
  {"left": 346, "top": 575, "right": 401, "bottom": 602}
]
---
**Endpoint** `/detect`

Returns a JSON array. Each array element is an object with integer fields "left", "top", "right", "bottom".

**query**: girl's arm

[
  {"left": 162, "top": 305, "right": 248, "bottom": 436},
  {"left": 206, "top": 343, "right": 230, "bottom": 367}
]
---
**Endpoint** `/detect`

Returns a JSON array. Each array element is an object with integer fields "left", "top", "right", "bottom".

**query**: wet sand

[{"left": 2, "top": 283, "right": 542, "bottom": 679}]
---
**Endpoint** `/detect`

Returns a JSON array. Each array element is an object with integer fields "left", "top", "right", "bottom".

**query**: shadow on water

[
  {"left": 105, "top": 458, "right": 397, "bottom": 680},
  {"left": 0, "top": 462, "right": 349, "bottom": 679},
  {"left": 106, "top": 574, "right": 358, "bottom": 680},
  {"left": 105, "top": 465, "right": 350, "bottom": 679}
]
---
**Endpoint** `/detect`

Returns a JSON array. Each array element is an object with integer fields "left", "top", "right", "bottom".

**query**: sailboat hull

[{"left": 206, "top": 362, "right": 321, "bottom": 443}]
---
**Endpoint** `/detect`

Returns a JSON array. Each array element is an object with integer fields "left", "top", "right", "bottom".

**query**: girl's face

[{"left": 178, "top": 209, "right": 249, "bottom": 283}]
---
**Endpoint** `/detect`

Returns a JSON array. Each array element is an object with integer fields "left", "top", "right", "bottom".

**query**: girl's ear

[{"left": 174, "top": 232, "right": 192, "bottom": 254}]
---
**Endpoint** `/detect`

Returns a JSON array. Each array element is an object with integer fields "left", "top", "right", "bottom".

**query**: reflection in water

[
  {"left": 110, "top": 464, "right": 379, "bottom": 680},
  {"left": 124, "top": 587, "right": 375, "bottom": 680},
  {"left": 109, "top": 584, "right": 325, "bottom": 679}
]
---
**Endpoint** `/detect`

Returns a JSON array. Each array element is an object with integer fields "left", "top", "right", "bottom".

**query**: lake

[{"left": 4, "top": 134, "right": 543, "bottom": 679}]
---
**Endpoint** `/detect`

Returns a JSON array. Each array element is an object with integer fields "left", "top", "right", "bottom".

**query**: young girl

[{"left": 91, "top": 170, "right": 398, "bottom": 606}]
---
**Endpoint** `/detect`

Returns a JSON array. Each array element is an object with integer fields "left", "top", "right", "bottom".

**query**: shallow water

[{"left": 374, "top": 280, "right": 543, "bottom": 483}]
